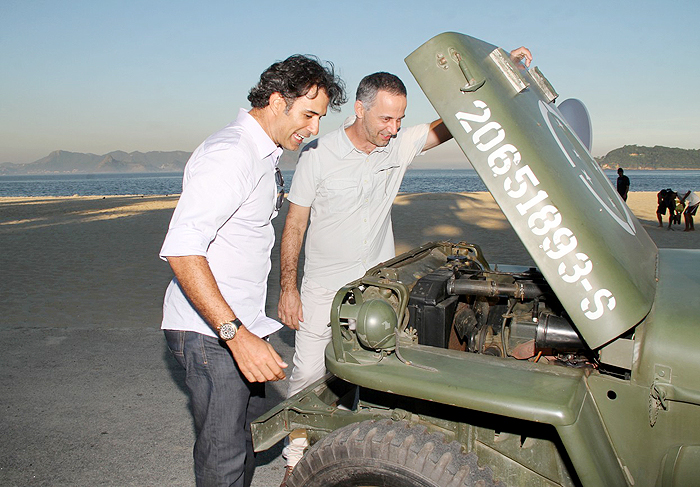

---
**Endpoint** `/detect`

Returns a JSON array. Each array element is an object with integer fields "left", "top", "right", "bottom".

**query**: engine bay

[{"left": 348, "top": 241, "right": 602, "bottom": 372}]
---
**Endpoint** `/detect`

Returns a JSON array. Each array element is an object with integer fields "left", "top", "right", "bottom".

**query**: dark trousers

[{"left": 165, "top": 330, "right": 266, "bottom": 487}]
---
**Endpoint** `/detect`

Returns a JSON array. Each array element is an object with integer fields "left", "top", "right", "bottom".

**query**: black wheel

[{"left": 288, "top": 419, "right": 500, "bottom": 487}]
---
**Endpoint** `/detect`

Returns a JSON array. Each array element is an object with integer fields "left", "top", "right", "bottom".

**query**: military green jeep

[{"left": 253, "top": 32, "right": 700, "bottom": 486}]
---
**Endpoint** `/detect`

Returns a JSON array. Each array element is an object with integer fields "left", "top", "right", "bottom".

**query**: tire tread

[{"left": 288, "top": 419, "right": 501, "bottom": 487}]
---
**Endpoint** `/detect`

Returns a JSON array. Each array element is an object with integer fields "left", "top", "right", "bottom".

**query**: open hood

[{"left": 405, "top": 32, "right": 657, "bottom": 349}]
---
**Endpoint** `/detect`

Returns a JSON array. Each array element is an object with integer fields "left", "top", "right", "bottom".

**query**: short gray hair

[{"left": 355, "top": 72, "right": 406, "bottom": 110}]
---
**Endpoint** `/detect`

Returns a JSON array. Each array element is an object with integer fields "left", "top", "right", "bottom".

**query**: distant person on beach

[
  {"left": 159, "top": 55, "right": 345, "bottom": 487},
  {"left": 616, "top": 168, "right": 630, "bottom": 201},
  {"left": 679, "top": 190, "right": 700, "bottom": 231},
  {"left": 674, "top": 195, "right": 685, "bottom": 225},
  {"left": 276, "top": 47, "right": 533, "bottom": 483},
  {"left": 657, "top": 188, "right": 677, "bottom": 229}
]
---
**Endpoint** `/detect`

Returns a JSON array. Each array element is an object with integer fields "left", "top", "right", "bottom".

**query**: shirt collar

[
  {"left": 339, "top": 115, "right": 392, "bottom": 158},
  {"left": 236, "top": 108, "right": 284, "bottom": 166}
]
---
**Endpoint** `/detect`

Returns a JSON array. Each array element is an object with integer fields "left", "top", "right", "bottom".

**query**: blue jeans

[{"left": 165, "top": 330, "right": 266, "bottom": 487}]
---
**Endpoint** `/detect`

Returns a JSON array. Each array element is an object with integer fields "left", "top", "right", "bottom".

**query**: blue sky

[{"left": 2, "top": 0, "right": 699, "bottom": 165}]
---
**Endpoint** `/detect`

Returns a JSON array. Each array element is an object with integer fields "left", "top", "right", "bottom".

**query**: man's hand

[
  {"left": 279, "top": 202, "right": 310, "bottom": 331},
  {"left": 226, "top": 326, "right": 287, "bottom": 382},
  {"left": 509, "top": 46, "right": 533, "bottom": 67},
  {"left": 278, "top": 288, "right": 303, "bottom": 330}
]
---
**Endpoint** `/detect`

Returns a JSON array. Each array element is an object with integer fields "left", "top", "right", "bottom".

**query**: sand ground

[{"left": 0, "top": 191, "right": 696, "bottom": 486}]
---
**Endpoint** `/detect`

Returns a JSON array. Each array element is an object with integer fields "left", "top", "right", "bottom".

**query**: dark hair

[
  {"left": 356, "top": 72, "right": 407, "bottom": 109},
  {"left": 248, "top": 55, "right": 346, "bottom": 112}
]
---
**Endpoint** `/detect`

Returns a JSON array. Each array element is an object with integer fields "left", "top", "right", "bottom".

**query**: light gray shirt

[{"left": 288, "top": 117, "right": 429, "bottom": 290}]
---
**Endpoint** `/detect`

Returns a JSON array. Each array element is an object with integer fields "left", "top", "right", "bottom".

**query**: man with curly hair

[{"left": 160, "top": 55, "right": 346, "bottom": 487}]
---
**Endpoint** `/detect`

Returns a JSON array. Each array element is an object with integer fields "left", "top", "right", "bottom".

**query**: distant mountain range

[
  {"left": 1, "top": 145, "right": 699, "bottom": 175},
  {"left": 0, "top": 149, "right": 302, "bottom": 175},
  {"left": 0, "top": 150, "right": 192, "bottom": 175},
  {"left": 597, "top": 145, "right": 700, "bottom": 170}
]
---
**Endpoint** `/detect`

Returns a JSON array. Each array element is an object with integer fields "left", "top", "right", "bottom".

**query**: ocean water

[{"left": 1, "top": 169, "right": 700, "bottom": 198}]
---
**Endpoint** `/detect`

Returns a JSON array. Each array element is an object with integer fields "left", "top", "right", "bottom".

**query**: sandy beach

[{"left": 1, "top": 191, "right": 698, "bottom": 486}]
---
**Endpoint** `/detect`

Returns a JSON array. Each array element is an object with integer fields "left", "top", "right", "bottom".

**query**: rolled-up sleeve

[{"left": 160, "top": 147, "right": 252, "bottom": 260}]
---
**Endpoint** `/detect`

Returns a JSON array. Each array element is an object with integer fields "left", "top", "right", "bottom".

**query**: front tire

[{"left": 288, "top": 419, "right": 500, "bottom": 487}]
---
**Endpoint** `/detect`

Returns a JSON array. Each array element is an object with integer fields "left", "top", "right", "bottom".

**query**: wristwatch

[{"left": 217, "top": 318, "right": 242, "bottom": 341}]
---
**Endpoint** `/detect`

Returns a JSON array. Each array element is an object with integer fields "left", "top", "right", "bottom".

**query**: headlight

[{"left": 356, "top": 299, "right": 397, "bottom": 351}]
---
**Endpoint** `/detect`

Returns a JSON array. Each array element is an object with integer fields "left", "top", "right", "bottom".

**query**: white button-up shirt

[
  {"left": 288, "top": 117, "right": 429, "bottom": 291},
  {"left": 160, "top": 109, "right": 283, "bottom": 338}
]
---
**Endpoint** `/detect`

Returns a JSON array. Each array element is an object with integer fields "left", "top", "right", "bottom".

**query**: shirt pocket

[
  {"left": 375, "top": 163, "right": 400, "bottom": 197},
  {"left": 323, "top": 179, "right": 358, "bottom": 214}
]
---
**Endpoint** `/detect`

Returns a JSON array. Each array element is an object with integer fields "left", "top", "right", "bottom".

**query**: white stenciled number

[
  {"left": 516, "top": 190, "right": 548, "bottom": 216},
  {"left": 542, "top": 227, "right": 577, "bottom": 259},
  {"left": 488, "top": 144, "right": 520, "bottom": 176},
  {"left": 558, "top": 252, "right": 592, "bottom": 283},
  {"left": 527, "top": 205, "right": 561, "bottom": 236},
  {"left": 581, "top": 289, "right": 616, "bottom": 320},
  {"left": 504, "top": 165, "right": 538, "bottom": 198},
  {"left": 473, "top": 121, "right": 505, "bottom": 152},
  {"left": 455, "top": 100, "right": 490, "bottom": 134},
  {"left": 454, "top": 98, "right": 618, "bottom": 323}
]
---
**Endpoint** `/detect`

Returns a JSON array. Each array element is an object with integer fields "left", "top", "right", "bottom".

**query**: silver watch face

[{"left": 219, "top": 322, "right": 237, "bottom": 340}]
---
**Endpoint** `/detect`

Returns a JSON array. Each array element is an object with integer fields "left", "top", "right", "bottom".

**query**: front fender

[{"left": 326, "top": 343, "right": 628, "bottom": 486}]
